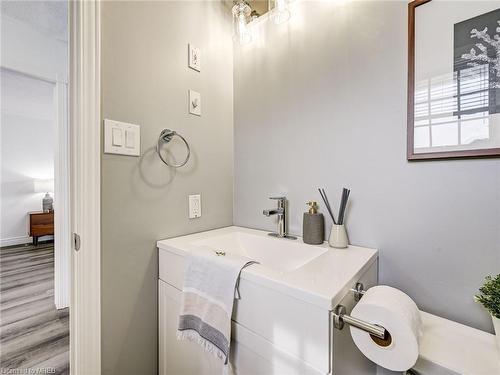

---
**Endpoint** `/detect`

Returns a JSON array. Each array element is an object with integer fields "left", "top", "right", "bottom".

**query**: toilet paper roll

[{"left": 349, "top": 285, "right": 422, "bottom": 371}]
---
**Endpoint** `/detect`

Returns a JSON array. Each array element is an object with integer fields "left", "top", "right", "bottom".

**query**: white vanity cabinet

[
  {"left": 159, "top": 280, "right": 224, "bottom": 375},
  {"left": 158, "top": 226, "right": 378, "bottom": 375},
  {"left": 158, "top": 279, "right": 323, "bottom": 375}
]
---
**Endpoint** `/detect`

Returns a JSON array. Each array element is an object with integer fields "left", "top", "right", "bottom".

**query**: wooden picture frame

[{"left": 407, "top": 0, "right": 500, "bottom": 160}]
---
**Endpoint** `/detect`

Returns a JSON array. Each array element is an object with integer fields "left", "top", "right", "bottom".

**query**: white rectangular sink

[
  {"left": 157, "top": 226, "right": 379, "bottom": 375},
  {"left": 157, "top": 226, "right": 378, "bottom": 310},
  {"left": 192, "top": 232, "right": 328, "bottom": 272}
]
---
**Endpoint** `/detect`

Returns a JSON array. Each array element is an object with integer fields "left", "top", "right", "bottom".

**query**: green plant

[{"left": 476, "top": 274, "right": 500, "bottom": 319}]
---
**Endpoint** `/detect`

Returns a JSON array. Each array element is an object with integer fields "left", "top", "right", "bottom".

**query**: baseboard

[
  {"left": 55, "top": 298, "right": 70, "bottom": 310},
  {"left": 0, "top": 236, "right": 32, "bottom": 247},
  {"left": 0, "top": 235, "right": 55, "bottom": 248}
]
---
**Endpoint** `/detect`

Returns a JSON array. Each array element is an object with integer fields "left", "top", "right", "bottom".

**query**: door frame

[
  {"left": 69, "top": 1, "right": 101, "bottom": 374},
  {"left": 54, "top": 79, "right": 70, "bottom": 310}
]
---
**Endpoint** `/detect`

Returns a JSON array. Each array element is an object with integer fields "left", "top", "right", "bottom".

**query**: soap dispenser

[{"left": 303, "top": 201, "right": 325, "bottom": 245}]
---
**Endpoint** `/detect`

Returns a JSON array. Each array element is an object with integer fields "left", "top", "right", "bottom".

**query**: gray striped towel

[{"left": 177, "top": 246, "right": 257, "bottom": 369}]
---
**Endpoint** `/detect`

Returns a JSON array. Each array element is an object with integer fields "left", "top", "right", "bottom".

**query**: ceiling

[
  {"left": 0, "top": 0, "right": 68, "bottom": 41},
  {"left": 0, "top": 1, "right": 268, "bottom": 44}
]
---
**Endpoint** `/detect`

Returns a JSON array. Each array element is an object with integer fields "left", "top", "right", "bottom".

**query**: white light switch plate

[
  {"left": 189, "top": 194, "right": 201, "bottom": 219},
  {"left": 189, "top": 90, "right": 201, "bottom": 116},
  {"left": 104, "top": 119, "right": 141, "bottom": 156},
  {"left": 188, "top": 44, "right": 201, "bottom": 72}
]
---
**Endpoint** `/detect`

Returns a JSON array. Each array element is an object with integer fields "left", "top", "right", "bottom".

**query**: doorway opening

[{"left": 1, "top": 1, "right": 70, "bottom": 373}]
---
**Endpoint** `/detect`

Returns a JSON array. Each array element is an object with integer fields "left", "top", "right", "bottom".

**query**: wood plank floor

[{"left": 1, "top": 242, "right": 69, "bottom": 374}]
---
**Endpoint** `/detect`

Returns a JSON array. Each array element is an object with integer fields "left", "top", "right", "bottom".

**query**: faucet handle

[{"left": 269, "top": 196, "right": 286, "bottom": 201}]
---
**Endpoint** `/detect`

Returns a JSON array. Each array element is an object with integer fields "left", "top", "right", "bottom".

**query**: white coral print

[{"left": 461, "top": 20, "right": 500, "bottom": 88}]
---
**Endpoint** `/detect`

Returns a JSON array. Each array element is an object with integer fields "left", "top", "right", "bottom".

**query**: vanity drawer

[{"left": 159, "top": 280, "right": 322, "bottom": 375}]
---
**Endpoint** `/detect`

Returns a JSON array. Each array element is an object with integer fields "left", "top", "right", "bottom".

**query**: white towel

[{"left": 177, "top": 246, "right": 257, "bottom": 368}]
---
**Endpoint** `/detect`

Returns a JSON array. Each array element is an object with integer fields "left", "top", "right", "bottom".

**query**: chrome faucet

[{"left": 263, "top": 197, "right": 297, "bottom": 240}]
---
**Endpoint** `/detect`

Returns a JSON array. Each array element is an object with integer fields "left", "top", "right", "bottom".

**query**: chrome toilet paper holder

[{"left": 332, "top": 282, "right": 387, "bottom": 339}]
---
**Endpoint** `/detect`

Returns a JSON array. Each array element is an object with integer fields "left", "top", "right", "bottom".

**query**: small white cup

[{"left": 328, "top": 224, "right": 348, "bottom": 248}]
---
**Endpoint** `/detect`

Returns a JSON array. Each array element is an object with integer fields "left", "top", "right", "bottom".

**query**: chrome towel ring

[{"left": 156, "top": 129, "right": 191, "bottom": 168}]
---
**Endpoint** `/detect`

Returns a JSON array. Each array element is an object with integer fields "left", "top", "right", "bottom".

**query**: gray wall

[
  {"left": 101, "top": 2, "right": 233, "bottom": 373},
  {"left": 233, "top": 1, "right": 500, "bottom": 332}
]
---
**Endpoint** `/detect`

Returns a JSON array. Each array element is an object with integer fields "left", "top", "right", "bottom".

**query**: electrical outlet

[
  {"left": 188, "top": 44, "right": 201, "bottom": 72},
  {"left": 189, "top": 194, "right": 201, "bottom": 219}
]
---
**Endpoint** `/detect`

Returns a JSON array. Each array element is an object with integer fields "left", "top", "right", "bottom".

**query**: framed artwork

[{"left": 408, "top": 0, "right": 500, "bottom": 160}]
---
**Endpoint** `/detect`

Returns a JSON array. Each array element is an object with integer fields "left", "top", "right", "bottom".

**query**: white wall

[
  {"left": 233, "top": 0, "right": 500, "bottom": 333},
  {"left": 1, "top": 15, "right": 68, "bottom": 82},
  {"left": 0, "top": 14, "right": 67, "bottom": 246},
  {"left": 0, "top": 69, "right": 56, "bottom": 245}
]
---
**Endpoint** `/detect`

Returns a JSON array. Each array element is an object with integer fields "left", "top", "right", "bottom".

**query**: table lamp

[{"left": 34, "top": 179, "right": 54, "bottom": 212}]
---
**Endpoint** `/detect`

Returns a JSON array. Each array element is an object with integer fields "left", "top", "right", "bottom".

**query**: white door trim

[
  {"left": 54, "top": 80, "right": 70, "bottom": 310},
  {"left": 70, "top": 1, "right": 101, "bottom": 374}
]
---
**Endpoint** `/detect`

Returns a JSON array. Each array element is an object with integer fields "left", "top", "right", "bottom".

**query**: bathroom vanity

[{"left": 157, "top": 226, "right": 378, "bottom": 375}]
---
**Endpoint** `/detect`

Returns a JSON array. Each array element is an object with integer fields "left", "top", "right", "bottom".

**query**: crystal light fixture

[
  {"left": 232, "top": 0, "right": 252, "bottom": 45},
  {"left": 271, "top": 0, "right": 291, "bottom": 24}
]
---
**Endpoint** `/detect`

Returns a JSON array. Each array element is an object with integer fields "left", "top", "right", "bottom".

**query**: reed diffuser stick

[
  {"left": 318, "top": 188, "right": 336, "bottom": 224},
  {"left": 337, "top": 188, "right": 350, "bottom": 225}
]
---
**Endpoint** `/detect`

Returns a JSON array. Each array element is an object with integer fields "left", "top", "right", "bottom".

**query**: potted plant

[{"left": 476, "top": 274, "right": 500, "bottom": 357}]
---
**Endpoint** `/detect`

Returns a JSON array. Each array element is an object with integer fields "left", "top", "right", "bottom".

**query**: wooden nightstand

[{"left": 28, "top": 211, "right": 54, "bottom": 246}]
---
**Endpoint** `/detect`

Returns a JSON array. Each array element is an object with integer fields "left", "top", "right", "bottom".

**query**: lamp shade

[{"left": 34, "top": 179, "right": 54, "bottom": 193}]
